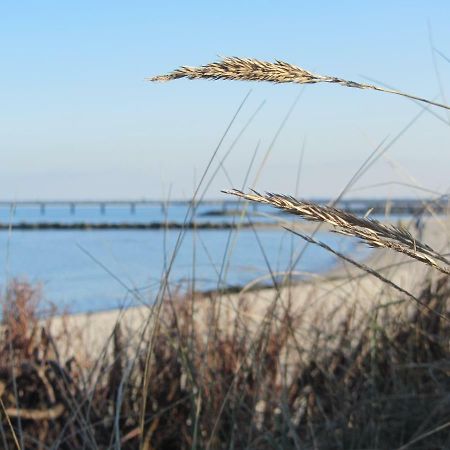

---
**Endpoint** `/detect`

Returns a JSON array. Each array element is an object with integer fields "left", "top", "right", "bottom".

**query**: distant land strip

[{"left": 0, "top": 221, "right": 279, "bottom": 231}]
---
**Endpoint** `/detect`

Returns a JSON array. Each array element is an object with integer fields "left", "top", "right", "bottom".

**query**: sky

[{"left": 1, "top": 1, "right": 450, "bottom": 200}]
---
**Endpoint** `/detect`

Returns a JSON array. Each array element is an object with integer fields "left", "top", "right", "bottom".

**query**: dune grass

[
  {"left": 0, "top": 273, "right": 449, "bottom": 449},
  {"left": 0, "top": 55, "right": 449, "bottom": 449},
  {"left": 150, "top": 56, "right": 450, "bottom": 111}
]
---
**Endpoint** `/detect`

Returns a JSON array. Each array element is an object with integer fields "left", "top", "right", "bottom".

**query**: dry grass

[
  {"left": 149, "top": 56, "right": 450, "bottom": 111},
  {"left": 0, "top": 55, "right": 448, "bottom": 449},
  {"left": 224, "top": 189, "right": 450, "bottom": 277},
  {"left": 0, "top": 278, "right": 449, "bottom": 449},
  {"left": 147, "top": 55, "right": 450, "bottom": 448}
]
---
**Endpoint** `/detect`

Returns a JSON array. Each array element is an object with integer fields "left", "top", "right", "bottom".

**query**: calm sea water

[{"left": 0, "top": 204, "right": 371, "bottom": 313}]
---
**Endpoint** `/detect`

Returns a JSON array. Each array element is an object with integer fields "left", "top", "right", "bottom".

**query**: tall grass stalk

[{"left": 150, "top": 56, "right": 450, "bottom": 111}]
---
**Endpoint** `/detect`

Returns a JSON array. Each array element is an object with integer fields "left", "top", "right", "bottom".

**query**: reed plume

[
  {"left": 149, "top": 56, "right": 450, "bottom": 111},
  {"left": 224, "top": 189, "right": 450, "bottom": 276}
]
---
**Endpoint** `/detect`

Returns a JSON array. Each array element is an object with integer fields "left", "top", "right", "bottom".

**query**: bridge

[
  {"left": 0, "top": 199, "right": 234, "bottom": 215},
  {"left": 0, "top": 197, "right": 448, "bottom": 216}
]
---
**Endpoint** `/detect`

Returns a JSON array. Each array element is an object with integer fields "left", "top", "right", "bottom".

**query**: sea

[{"left": 0, "top": 202, "right": 375, "bottom": 313}]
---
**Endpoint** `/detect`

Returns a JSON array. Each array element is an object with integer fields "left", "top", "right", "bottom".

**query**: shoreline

[
  {"left": 36, "top": 227, "right": 368, "bottom": 319},
  {"left": 42, "top": 216, "right": 439, "bottom": 317},
  {"left": 44, "top": 216, "right": 449, "bottom": 360}
]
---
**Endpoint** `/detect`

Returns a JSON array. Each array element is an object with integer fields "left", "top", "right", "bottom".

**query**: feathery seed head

[{"left": 150, "top": 56, "right": 450, "bottom": 111}]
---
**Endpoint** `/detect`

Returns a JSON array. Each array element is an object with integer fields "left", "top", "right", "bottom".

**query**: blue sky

[{"left": 1, "top": 1, "right": 450, "bottom": 200}]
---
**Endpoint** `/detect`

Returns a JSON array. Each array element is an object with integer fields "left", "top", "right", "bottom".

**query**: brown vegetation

[{"left": 0, "top": 276, "right": 448, "bottom": 449}]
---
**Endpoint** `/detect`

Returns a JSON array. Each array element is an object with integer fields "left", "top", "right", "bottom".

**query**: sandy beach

[{"left": 49, "top": 215, "right": 450, "bottom": 362}]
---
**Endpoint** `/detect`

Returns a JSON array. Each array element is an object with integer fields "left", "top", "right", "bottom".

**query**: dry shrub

[
  {"left": 1, "top": 280, "right": 42, "bottom": 359},
  {"left": 287, "top": 276, "right": 450, "bottom": 449},
  {"left": 0, "top": 277, "right": 448, "bottom": 449},
  {"left": 0, "top": 281, "right": 81, "bottom": 448}
]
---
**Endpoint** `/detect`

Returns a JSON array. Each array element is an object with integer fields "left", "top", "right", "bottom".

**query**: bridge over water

[{"left": 0, "top": 198, "right": 448, "bottom": 216}]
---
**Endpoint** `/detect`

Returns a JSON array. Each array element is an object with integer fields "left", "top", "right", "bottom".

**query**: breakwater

[{"left": 0, "top": 221, "right": 274, "bottom": 231}]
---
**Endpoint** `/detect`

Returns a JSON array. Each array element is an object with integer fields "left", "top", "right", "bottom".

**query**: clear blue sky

[{"left": 1, "top": 1, "right": 450, "bottom": 200}]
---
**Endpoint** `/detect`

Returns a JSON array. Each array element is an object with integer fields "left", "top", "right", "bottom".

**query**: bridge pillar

[
  {"left": 130, "top": 203, "right": 136, "bottom": 214},
  {"left": 70, "top": 203, "right": 76, "bottom": 215},
  {"left": 40, "top": 203, "right": 45, "bottom": 215},
  {"left": 100, "top": 203, "right": 106, "bottom": 215}
]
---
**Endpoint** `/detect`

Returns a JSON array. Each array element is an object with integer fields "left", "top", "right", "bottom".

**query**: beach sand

[{"left": 49, "top": 215, "right": 450, "bottom": 362}]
